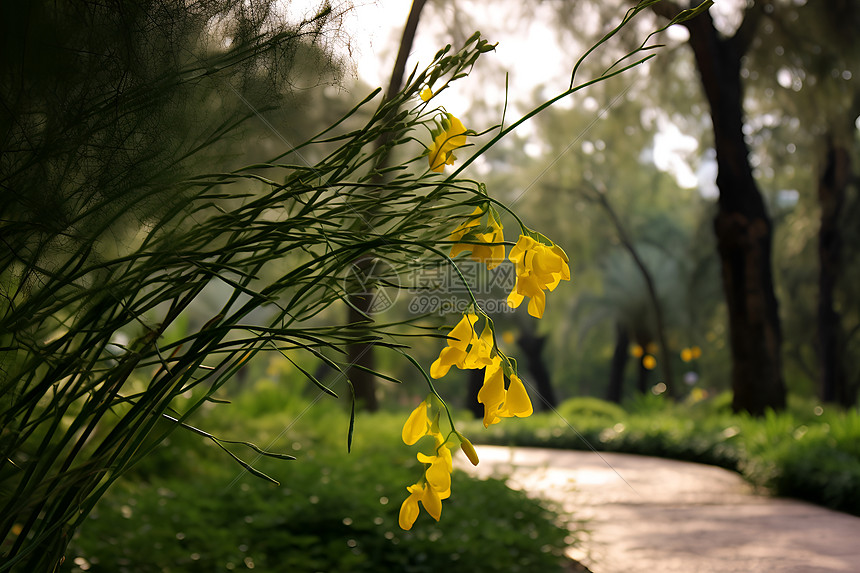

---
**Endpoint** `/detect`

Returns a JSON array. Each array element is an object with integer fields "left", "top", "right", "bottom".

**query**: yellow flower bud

[{"left": 459, "top": 436, "right": 479, "bottom": 466}]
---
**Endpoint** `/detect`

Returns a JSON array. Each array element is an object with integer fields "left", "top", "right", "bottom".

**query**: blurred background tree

[{"left": 432, "top": 0, "right": 859, "bottom": 413}]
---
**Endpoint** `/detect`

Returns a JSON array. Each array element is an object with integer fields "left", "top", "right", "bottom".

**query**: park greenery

[
  {"left": 0, "top": 0, "right": 716, "bottom": 570},
  {"left": 59, "top": 368, "right": 577, "bottom": 573},
  {"left": 2, "top": 0, "right": 859, "bottom": 571},
  {"left": 57, "top": 370, "right": 860, "bottom": 572}
]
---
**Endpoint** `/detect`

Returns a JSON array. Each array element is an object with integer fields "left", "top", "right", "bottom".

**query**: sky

[{"left": 287, "top": 0, "right": 730, "bottom": 192}]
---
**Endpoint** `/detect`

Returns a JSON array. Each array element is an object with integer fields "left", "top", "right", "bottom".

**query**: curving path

[{"left": 459, "top": 445, "right": 860, "bottom": 572}]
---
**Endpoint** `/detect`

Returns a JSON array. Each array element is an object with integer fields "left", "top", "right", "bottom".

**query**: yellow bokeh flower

[
  {"left": 449, "top": 207, "right": 506, "bottom": 270},
  {"left": 680, "top": 348, "right": 693, "bottom": 362},
  {"left": 642, "top": 354, "right": 657, "bottom": 370},
  {"left": 691, "top": 345, "right": 702, "bottom": 359},
  {"left": 427, "top": 113, "right": 468, "bottom": 172},
  {"left": 631, "top": 344, "right": 644, "bottom": 358},
  {"left": 507, "top": 235, "right": 570, "bottom": 318},
  {"left": 420, "top": 87, "right": 433, "bottom": 101}
]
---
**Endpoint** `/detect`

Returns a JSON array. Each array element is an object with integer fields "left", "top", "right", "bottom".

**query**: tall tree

[
  {"left": 722, "top": 0, "right": 860, "bottom": 405},
  {"left": 653, "top": 0, "right": 787, "bottom": 414},
  {"left": 517, "top": 322, "right": 558, "bottom": 411},
  {"left": 346, "top": 0, "right": 428, "bottom": 411}
]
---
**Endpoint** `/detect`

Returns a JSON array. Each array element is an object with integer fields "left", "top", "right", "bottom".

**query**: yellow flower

[
  {"left": 427, "top": 113, "right": 468, "bottom": 172},
  {"left": 630, "top": 344, "right": 644, "bottom": 358},
  {"left": 477, "top": 360, "right": 533, "bottom": 428},
  {"left": 420, "top": 87, "right": 433, "bottom": 101},
  {"left": 691, "top": 345, "right": 702, "bottom": 359},
  {"left": 417, "top": 441, "right": 453, "bottom": 497},
  {"left": 399, "top": 481, "right": 446, "bottom": 529},
  {"left": 449, "top": 207, "right": 506, "bottom": 270},
  {"left": 399, "top": 438, "right": 455, "bottom": 530},
  {"left": 507, "top": 235, "right": 570, "bottom": 318},
  {"left": 430, "top": 313, "right": 494, "bottom": 378},
  {"left": 680, "top": 348, "right": 693, "bottom": 363}
]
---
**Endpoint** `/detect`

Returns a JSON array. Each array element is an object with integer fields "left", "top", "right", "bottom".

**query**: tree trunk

[
  {"left": 588, "top": 183, "right": 675, "bottom": 396},
  {"left": 607, "top": 322, "right": 630, "bottom": 403},
  {"left": 517, "top": 329, "right": 557, "bottom": 411},
  {"left": 467, "top": 368, "right": 484, "bottom": 418},
  {"left": 346, "top": 255, "right": 379, "bottom": 411},
  {"left": 677, "top": 4, "right": 786, "bottom": 414},
  {"left": 817, "top": 135, "right": 851, "bottom": 405},
  {"left": 636, "top": 355, "right": 649, "bottom": 395},
  {"left": 345, "top": 0, "right": 427, "bottom": 411}
]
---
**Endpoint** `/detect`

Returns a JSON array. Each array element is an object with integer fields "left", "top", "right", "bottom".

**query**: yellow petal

[
  {"left": 430, "top": 346, "right": 467, "bottom": 379},
  {"left": 420, "top": 87, "right": 433, "bottom": 101},
  {"left": 402, "top": 399, "right": 430, "bottom": 445},
  {"left": 478, "top": 363, "right": 506, "bottom": 428},
  {"left": 508, "top": 234, "right": 535, "bottom": 264},
  {"left": 448, "top": 314, "right": 477, "bottom": 350},
  {"left": 507, "top": 288, "right": 524, "bottom": 309},
  {"left": 424, "top": 458, "right": 451, "bottom": 493},
  {"left": 420, "top": 484, "right": 443, "bottom": 521},
  {"left": 488, "top": 241, "right": 506, "bottom": 270},
  {"left": 443, "top": 115, "right": 468, "bottom": 150},
  {"left": 503, "top": 375, "right": 533, "bottom": 418},
  {"left": 526, "top": 289, "right": 546, "bottom": 319},
  {"left": 398, "top": 485, "right": 423, "bottom": 530},
  {"left": 428, "top": 133, "right": 449, "bottom": 171}
]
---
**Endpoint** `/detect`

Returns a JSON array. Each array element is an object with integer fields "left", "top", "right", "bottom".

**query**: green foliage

[
  {"left": 475, "top": 394, "right": 860, "bottom": 515},
  {"left": 0, "top": 16, "right": 496, "bottom": 567},
  {"left": 0, "top": 0, "right": 716, "bottom": 568},
  {"left": 555, "top": 396, "right": 627, "bottom": 423},
  {"left": 61, "top": 379, "right": 574, "bottom": 573}
]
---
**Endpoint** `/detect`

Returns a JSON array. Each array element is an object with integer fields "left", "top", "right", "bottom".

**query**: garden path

[{"left": 459, "top": 445, "right": 860, "bottom": 573}]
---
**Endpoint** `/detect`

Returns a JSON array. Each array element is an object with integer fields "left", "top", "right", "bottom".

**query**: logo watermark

[
  {"left": 342, "top": 257, "right": 401, "bottom": 315},
  {"left": 342, "top": 258, "right": 517, "bottom": 316}
]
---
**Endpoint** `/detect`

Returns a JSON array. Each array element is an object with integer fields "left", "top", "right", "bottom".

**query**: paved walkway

[{"left": 459, "top": 446, "right": 860, "bottom": 572}]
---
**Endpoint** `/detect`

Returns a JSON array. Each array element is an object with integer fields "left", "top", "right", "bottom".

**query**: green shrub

[{"left": 555, "top": 397, "right": 628, "bottom": 424}]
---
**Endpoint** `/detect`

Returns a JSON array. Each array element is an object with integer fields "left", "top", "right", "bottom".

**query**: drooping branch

[{"left": 584, "top": 181, "right": 675, "bottom": 396}]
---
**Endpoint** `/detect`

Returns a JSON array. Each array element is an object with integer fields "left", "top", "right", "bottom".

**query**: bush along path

[{"left": 461, "top": 446, "right": 860, "bottom": 573}]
